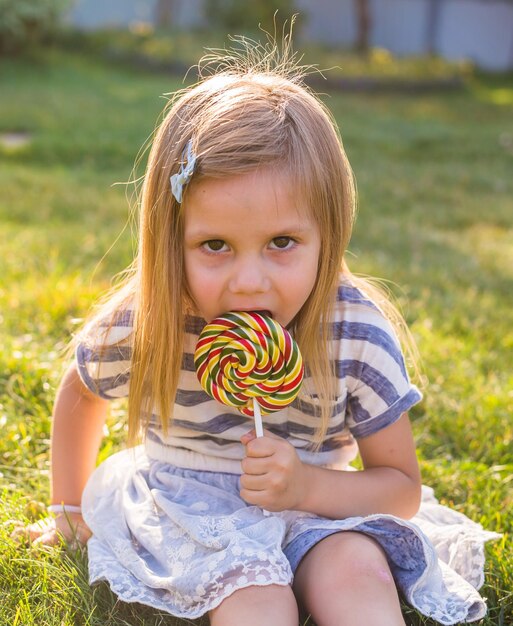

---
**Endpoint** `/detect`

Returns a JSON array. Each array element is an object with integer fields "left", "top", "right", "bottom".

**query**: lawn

[{"left": 0, "top": 47, "right": 512, "bottom": 625}]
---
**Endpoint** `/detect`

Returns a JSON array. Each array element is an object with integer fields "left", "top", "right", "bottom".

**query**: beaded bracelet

[{"left": 47, "top": 504, "right": 82, "bottom": 515}]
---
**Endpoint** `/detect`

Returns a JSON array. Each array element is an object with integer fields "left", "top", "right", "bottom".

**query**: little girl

[{"left": 23, "top": 43, "right": 498, "bottom": 626}]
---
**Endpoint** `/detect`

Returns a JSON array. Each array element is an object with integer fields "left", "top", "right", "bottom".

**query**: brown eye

[
  {"left": 204, "top": 239, "right": 226, "bottom": 252},
  {"left": 270, "top": 236, "right": 294, "bottom": 250}
]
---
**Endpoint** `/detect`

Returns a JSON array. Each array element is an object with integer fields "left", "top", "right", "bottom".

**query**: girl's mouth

[{"left": 234, "top": 309, "right": 272, "bottom": 318}]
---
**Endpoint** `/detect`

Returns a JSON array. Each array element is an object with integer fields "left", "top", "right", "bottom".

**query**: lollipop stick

[
  {"left": 252, "top": 398, "right": 270, "bottom": 516},
  {"left": 253, "top": 398, "right": 264, "bottom": 438}
]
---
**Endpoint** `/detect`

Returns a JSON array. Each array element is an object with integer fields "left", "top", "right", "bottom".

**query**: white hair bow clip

[{"left": 170, "top": 140, "right": 196, "bottom": 203}]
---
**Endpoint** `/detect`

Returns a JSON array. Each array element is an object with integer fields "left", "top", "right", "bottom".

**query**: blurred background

[
  {"left": 0, "top": 0, "right": 513, "bottom": 71},
  {"left": 2, "top": 0, "right": 513, "bottom": 71},
  {"left": 64, "top": 0, "right": 513, "bottom": 71}
]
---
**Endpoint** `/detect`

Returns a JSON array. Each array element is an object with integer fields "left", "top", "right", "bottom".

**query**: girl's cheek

[
  {"left": 187, "top": 256, "right": 223, "bottom": 276},
  {"left": 269, "top": 249, "right": 302, "bottom": 268},
  {"left": 199, "top": 251, "right": 231, "bottom": 268}
]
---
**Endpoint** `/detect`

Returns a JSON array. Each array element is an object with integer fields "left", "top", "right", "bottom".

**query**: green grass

[{"left": 1, "top": 48, "right": 512, "bottom": 625}]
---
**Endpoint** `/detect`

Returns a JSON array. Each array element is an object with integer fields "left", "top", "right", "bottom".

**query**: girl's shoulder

[
  {"left": 79, "top": 300, "right": 206, "bottom": 350},
  {"left": 334, "top": 277, "right": 388, "bottom": 328},
  {"left": 336, "top": 280, "right": 380, "bottom": 310},
  {"left": 332, "top": 275, "right": 406, "bottom": 358},
  {"left": 79, "top": 300, "right": 135, "bottom": 348}
]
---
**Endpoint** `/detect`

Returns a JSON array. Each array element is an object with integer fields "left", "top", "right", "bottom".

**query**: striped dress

[
  {"left": 77, "top": 281, "right": 498, "bottom": 624},
  {"left": 76, "top": 282, "right": 422, "bottom": 473}
]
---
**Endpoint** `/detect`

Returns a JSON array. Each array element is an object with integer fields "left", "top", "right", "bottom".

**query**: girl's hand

[
  {"left": 240, "top": 429, "right": 310, "bottom": 511},
  {"left": 11, "top": 512, "right": 92, "bottom": 548}
]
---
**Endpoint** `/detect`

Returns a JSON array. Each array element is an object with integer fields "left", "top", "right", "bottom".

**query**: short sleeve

[
  {"left": 75, "top": 309, "right": 134, "bottom": 400},
  {"left": 336, "top": 288, "right": 422, "bottom": 438}
]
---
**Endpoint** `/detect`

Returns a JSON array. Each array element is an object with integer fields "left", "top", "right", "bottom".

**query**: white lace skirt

[{"left": 81, "top": 447, "right": 500, "bottom": 624}]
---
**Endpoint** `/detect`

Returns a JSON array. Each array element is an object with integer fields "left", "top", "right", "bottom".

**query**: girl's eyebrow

[
  {"left": 184, "top": 229, "right": 226, "bottom": 242},
  {"left": 186, "top": 224, "right": 311, "bottom": 240}
]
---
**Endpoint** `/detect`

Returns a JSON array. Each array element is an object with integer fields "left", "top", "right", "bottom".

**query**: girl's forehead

[
  {"left": 184, "top": 168, "right": 315, "bottom": 227},
  {"left": 188, "top": 168, "right": 312, "bottom": 214}
]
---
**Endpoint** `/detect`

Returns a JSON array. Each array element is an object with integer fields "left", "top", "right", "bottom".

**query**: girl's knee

[
  {"left": 294, "top": 533, "right": 406, "bottom": 626},
  {"left": 295, "top": 532, "right": 395, "bottom": 597},
  {"left": 336, "top": 533, "right": 394, "bottom": 587}
]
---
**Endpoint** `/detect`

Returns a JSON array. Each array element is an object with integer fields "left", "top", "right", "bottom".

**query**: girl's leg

[
  {"left": 209, "top": 584, "right": 299, "bottom": 626},
  {"left": 292, "top": 532, "right": 406, "bottom": 626},
  {"left": 209, "top": 585, "right": 299, "bottom": 626}
]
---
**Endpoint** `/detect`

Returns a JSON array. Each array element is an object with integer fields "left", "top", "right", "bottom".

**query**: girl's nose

[{"left": 228, "top": 257, "right": 271, "bottom": 294}]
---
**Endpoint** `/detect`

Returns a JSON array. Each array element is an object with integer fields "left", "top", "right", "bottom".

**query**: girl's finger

[
  {"left": 240, "top": 429, "right": 257, "bottom": 445},
  {"left": 239, "top": 488, "right": 274, "bottom": 510},
  {"left": 241, "top": 456, "right": 269, "bottom": 475},
  {"left": 27, "top": 518, "right": 54, "bottom": 541},
  {"left": 245, "top": 437, "right": 278, "bottom": 458},
  {"left": 240, "top": 428, "right": 282, "bottom": 446},
  {"left": 240, "top": 472, "right": 269, "bottom": 491},
  {"left": 32, "top": 530, "right": 62, "bottom": 548}
]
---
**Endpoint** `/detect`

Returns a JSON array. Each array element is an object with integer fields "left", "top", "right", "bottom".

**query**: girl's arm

[
  {"left": 21, "top": 362, "right": 109, "bottom": 546},
  {"left": 50, "top": 361, "right": 109, "bottom": 506},
  {"left": 299, "top": 413, "right": 421, "bottom": 519},
  {"left": 240, "top": 413, "right": 422, "bottom": 520}
]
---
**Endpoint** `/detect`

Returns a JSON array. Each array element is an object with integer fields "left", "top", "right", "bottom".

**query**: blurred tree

[
  {"left": 426, "top": 0, "right": 442, "bottom": 55},
  {"left": 205, "top": 0, "right": 296, "bottom": 34},
  {"left": 0, "top": 0, "right": 71, "bottom": 55},
  {"left": 155, "top": 0, "right": 178, "bottom": 29},
  {"left": 354, "top": 0, "right": 371, "bottom": 54}
]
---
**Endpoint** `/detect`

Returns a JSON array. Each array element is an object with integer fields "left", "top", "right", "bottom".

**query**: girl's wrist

[
  {"left": 295, "top": 461, "right": 315, "bottom": 512},
  {"left": 47, "top": 503, "right": 82, "bottom": 515}
]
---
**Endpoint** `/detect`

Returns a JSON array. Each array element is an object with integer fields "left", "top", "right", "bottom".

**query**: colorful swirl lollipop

[{"left": 194, "top": 311, "right": 304, "bottom": 436}]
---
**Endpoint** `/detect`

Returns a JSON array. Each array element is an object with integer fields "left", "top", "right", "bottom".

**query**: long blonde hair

[{"left": 79, "top": 37, "right": 420, "bottom": 446}]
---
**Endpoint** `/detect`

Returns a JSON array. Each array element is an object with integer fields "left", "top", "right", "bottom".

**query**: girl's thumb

[{"left": 240, "top": 429, "right": 257, "bottom": 445}]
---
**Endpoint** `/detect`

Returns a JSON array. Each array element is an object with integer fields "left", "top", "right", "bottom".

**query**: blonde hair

[{"left": 79, "top": 36, "right": 420, "bottom": 446}]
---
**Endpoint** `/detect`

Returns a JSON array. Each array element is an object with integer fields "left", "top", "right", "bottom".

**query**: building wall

[
  {"left": 65, "top": 0, "right": 159, "bottom": 29},
  {"left": 295, "top": 0, "right": 357, "bottom": 46},
  {"left": 371, "top": 0, "right": 431, "bottom": 55},
  {"left": 296, "top": 0, "right": 513, "bottom": 70},
  {"left": 66, "top": 0, "right": 207, "bottom": 29},
  {"left": 438, "top": 0, "right": 513, "bottom": 71}
]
